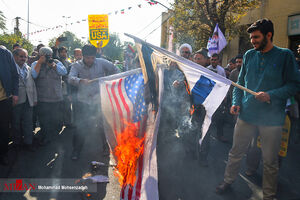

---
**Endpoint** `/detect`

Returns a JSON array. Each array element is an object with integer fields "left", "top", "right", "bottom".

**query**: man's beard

[{"left": 254, "top": 36, "right": 268, "bottom": 51}]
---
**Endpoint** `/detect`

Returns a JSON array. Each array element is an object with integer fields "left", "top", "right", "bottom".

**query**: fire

[
  {"left": 113, "top": 123, "right": 145, "bottom": 187},
  {"left": 190, "top": 104, "right": 195, "bottom": 115},
  {"left": 184, "top": 80, "right": 191, "bottom": 95}
]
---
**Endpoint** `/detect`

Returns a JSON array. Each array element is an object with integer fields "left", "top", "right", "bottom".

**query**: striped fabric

[
  {"left": 99, "top": 68, "right": 162, "bottom": 200},
  {"left": 126, "top": 33, "right": 231, "bottom": 146},
  {"left": 101, "top": 70, "right": 147, "bottom": 135}
]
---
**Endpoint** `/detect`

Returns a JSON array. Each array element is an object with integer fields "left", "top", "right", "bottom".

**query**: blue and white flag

[
  {"left": 207, "top": 23, "right": 227, "bottom": 57},
  {"left": 125, "top": 33, "right": 232, "bottom": 145}
]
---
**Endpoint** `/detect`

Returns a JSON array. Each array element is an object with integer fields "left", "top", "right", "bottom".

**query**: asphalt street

[
  {"left": 157, "top": 123, "right": 300, "bottom": 200},
  {"left": 0, "top": 121, "right": 300, "bottom": 200},
  {"left": 0, "top": 126, "right": 120, "bottom": 200}
]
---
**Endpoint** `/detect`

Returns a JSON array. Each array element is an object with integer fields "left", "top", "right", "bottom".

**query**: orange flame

[
  {"left": 190, "top": 104, "right": 195, "bottom": 115},
  {"left": 184, "top": 80, "right": 191, "bottom": 95},
  {"left": 113, "top": 123, "right": 145, "bottom": 187}
]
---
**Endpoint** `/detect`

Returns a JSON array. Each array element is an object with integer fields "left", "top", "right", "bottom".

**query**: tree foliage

[
  {"left": 0, "top": 32, "right": 33, "bottom": 54},
  {"left": 0, "top": 10, "right": 6, "bottom": 31},
  {"left": 0, "top": 11, "right": 33, "bottom": 53},
  {"left": 102, "top": 33, "right": 124, "bottom": 62},
  {"left": 48, "top": 31, "right": 131, "bottom": 62},
  {"left": 170, "top": 0, "right": 260, "bottom": 50},
  {"left": 49, "top": 31, "right": 85, "bottom": 57}
]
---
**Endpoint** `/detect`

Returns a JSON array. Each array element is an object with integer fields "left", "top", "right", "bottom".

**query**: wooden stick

[
  {"left": 231, "top": 82, "right": 258, "bottom": 96},
  {"left": 231, "top": 82, "right": 271, "bottom": 103},
  {"left": 87, "top": 78, "right": 99, "bottom": 84},
  {"left": 89, "top": 73, "right": 260, "bottom": 99},
  {"left": 91, "top": 76, "right": 258, "bottom": 96}
]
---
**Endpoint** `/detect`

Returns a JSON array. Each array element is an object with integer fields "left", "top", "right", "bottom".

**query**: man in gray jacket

[
  {"left": 31, "top": 47, "right": 67, "bottom": 145},
  {"left": 68, "top": 44, "right": 119, "bottom": 160},
  {"left": 12, "top": 48, "right": 37, "bottom": 151}
]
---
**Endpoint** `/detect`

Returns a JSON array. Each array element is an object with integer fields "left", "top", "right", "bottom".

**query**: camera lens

[
  {"left": 45, "top": 55, "right": 50, "bottom": 61},
  {"left": 48, "top": 58, "right": 54, "bottom": 64}
]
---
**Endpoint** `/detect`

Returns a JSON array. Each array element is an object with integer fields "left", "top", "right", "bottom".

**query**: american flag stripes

[
  {"left": 99, "top": 68, "right": 162, "bottom": 200},
  {"left": 101, "top": 70, "right": 147, "bottom": 136}
]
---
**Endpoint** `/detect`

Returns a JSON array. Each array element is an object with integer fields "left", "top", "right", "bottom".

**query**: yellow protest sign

[
  {"left": 257, "top": 115, "right": 291, "bottom": 157},
  {"left": 88, "top": 15, "right": 109, "bottom": 48}
]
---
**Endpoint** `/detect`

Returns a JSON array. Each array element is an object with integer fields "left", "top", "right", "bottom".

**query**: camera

[{"left": 45, "top": 55, "right": 54, "bottom": 64}]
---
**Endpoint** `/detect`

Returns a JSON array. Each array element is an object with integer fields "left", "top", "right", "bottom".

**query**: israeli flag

[
  {"left": 177, "top": 62, "right": 231, "bottom": 142},
  {"left": 125, "top": 33, "right": 232, "bottom": 145}
]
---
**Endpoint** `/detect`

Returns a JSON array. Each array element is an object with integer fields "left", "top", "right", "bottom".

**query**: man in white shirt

[{"left": 207, "top": 53, "right": 226, "bottom": 77}]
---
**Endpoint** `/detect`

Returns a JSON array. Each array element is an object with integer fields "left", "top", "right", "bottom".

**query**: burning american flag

[{"left": 99, "top": 68, "right": 163, "bottom": 200}]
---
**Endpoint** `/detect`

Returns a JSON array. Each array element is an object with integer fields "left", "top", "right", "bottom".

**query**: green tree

[
  {"left": 171, "top": 0, "right": 260, "bottom": 50},
  {"left": 0, "top": 32, "right": 33, "bottom": 53},
  {"left": 102, "top": 33, "right": 124, "bottom": 62},
  {"left": 0, "top": 10, "right": 6, "bottom": 31},
  {"left": 49, "top": 31, "right": 85, "bottom": 57},
  {"left": 123, "top": 41, "right": 136, "bottom": 54}
]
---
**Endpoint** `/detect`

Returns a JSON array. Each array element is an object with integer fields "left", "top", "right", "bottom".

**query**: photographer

[{"left": 31, "top": 47, "right": 67, "bottom": 145}]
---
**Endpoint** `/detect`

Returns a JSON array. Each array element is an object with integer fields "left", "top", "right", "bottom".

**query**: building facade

[{"left": 223, "top": 0, "right": 300, "bottom": 64}]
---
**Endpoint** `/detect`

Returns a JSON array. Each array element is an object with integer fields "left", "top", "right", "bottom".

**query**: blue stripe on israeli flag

[{"left": 191, "top": 76, "right": 216, "bottom": 105}]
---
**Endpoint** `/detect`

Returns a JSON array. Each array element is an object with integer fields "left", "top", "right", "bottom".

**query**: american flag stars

[{"left": 124, "top": 73, "right": 147, "bottom": 122}]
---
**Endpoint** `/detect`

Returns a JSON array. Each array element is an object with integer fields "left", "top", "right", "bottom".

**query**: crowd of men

[
  {"left": 0, "top": 40, "right": 119, "bottom": 165},
  {"left": 0, "top": 18, "right": 300, "bottom": 200}
]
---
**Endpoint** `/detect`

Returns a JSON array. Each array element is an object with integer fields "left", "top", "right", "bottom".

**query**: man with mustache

[
  {"left": 68, "top": 44, "right": 119, "bottom": 160},
  {"left": 73, "top": 48, "right": 82, "bottom": 62},
  {"left": 12, "top": 48, "right": 37, "bottom": 152},
  {"left": 216, "top": 19, "right": 300, "bottom": 200},
  {"left": 32, "top": 47, "right": 67, "bottom": 146}
]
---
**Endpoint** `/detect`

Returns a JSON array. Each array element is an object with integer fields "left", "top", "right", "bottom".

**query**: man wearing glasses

[
  {"left": 179, "top": 43, "right": 193, "bottom": 60},
  {"left": 31, "top": 47, "right": 67, "bottom": 146},
  {"left": 12, "top": 48, "right": 37, "bottom": 152}
]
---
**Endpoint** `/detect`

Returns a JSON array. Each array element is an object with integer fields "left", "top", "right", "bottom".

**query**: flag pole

[
  {"left": 231, "top": 82, "right": 258, "bottom": 96},
  {"left": 123, "top": 33, "right": 258, "bottom": 97}
]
